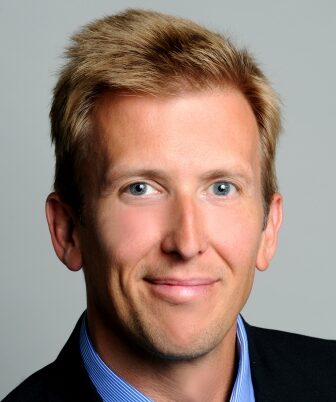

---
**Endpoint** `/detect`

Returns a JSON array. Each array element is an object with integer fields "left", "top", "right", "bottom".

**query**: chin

[
  {"left": 141, "top": 342, "right": 218, "bottom": 362},
  {"left": 129, "top": 319, "right": 227, "bottom": 363}
]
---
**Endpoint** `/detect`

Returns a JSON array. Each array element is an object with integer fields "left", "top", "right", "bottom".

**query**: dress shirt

[{"left": 80, "top": 314, "right": 255, "bottom": 402}]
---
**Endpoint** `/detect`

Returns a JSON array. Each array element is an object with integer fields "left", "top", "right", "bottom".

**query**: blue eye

[
  {"left": 211, "top": 181, "right": 235, "bottom": 196},
  {"left": 127, "top": 182, "right": 156, "bottom": 196}
]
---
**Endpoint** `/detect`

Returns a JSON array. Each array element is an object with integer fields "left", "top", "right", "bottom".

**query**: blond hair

[{"left": 50, "top": 8, "right": 281, "bottom": 216}]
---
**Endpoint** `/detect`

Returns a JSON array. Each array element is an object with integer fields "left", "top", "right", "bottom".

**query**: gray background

[{"left": 1, "top": 0, "right": 335, "bottom": 398}]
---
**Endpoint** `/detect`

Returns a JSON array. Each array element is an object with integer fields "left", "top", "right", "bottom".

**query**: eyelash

[
  {"left": 125, "top": 182, "right": 157, "bottom": 196},
  {"left": 209, "top": 181, "right": 238, "bottom": 197},
  {"left": 122, "top": 180, "right": 239, "bottom": 198}
]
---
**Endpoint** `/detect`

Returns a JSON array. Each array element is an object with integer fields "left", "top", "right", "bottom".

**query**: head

[
  {"left": 47, "top": 9, "right": 282, "bottom": 362},
  {"left": 50, "top": 8, "right": 281, "bottom": 218}
]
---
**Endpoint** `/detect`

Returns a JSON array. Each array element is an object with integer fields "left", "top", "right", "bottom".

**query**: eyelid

[
  {"left": 129, "top": 182, "right": 155, "bottom": 194},
  {"left": 121, "top": 180, "right": 162, "bottom": 196},
  {"left": 207, "top": 180, "right": 240, "bottom": 196}
]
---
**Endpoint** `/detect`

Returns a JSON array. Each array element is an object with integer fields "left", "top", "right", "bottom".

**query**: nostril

[
  {"left": 161, "top": 196, "right": 208, "bottom": 259},
  {"left": 161, "top": 230, "right": 208, "bottom": 261}
]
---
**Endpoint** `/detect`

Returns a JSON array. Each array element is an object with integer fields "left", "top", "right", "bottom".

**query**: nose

[{"left": 161, "top": 195, "right": 208, "bottom": 260}]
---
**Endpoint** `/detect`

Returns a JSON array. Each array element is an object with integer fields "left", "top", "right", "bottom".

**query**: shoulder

[
  {"left": 2, "top": 363, "right": 55, "bottom": 402},
  {"left": 2, "top": 315, "right": 101, "bottom": 402},
  {"left": 246, "top": 321, "right": 336, "bottom": 361},
  {"left": 244, "top": 320, "right": 336, "bottom": 401},
  {"left": 2, "top": 356, "right": 100, "bottom": 402}
]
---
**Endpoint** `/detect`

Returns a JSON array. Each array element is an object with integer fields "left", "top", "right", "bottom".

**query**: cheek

[
  {"left": 206, "top": 203, "right": 263, "bottom": 266},
  {"left": 95, "top": 202, "right": 165, "bottom": 267}
]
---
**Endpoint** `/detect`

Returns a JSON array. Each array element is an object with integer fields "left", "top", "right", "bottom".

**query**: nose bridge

[{"left": 161, "top": 192, "right": 208, "bottom": 259}]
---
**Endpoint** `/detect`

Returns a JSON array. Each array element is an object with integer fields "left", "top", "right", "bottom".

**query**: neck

[{"left": 87, "top": 308, "right": 238, "bottom": 402}]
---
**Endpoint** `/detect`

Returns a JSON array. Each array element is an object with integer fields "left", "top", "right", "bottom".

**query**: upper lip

[{"left": 144, "top": 277, "right": 218, "bottom": 286}]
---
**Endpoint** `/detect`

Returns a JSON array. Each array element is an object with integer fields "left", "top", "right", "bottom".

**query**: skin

[{"left": 46, "top": 89, "right": 282, "bottom": 402}]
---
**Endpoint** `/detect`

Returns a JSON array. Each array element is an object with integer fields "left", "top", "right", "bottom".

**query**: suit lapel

[{"left": 48, "top": 314, "right": 102, "bottom": 402}]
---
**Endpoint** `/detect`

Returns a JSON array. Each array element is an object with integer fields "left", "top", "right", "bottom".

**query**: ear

[
  {"left": 45, "top": 192, "right": 83, "bottom": 271},
  {"left": 256, "top": 192, "right": 283, "bottom": 271}
]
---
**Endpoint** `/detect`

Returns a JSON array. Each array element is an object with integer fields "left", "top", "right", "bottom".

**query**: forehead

[{"left": 90, "top": 89, "right": 260, "bottom": 182}]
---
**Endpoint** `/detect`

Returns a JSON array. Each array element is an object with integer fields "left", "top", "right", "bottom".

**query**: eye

[
  {"left": 126, "top": 182, "right": 157, "bottom": 196},
  {"left": 210, "top": 181, "right": 236, "bottom": 196}
]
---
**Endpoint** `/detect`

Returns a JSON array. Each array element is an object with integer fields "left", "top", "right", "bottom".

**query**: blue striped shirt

[{"left": 80, "top": 315, "right": 255, "bottom": 401}]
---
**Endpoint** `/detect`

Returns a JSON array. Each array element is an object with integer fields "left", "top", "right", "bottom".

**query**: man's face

[{"left": 78, "top": 89, "right": 281, "bottom": 360}]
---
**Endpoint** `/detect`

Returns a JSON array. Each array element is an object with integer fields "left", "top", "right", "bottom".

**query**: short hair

[{"left": 50, "top": 8, "right": 281, "bottom": 218}]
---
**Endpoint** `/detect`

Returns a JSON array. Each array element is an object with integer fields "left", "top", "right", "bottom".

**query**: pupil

[
  {"left": 216, "top": 182, "right": 229, "bottom": 195},
  {"left": 135, "top": 183, "right": 145, "bottom": 193},
  {"left": 130, "top": 182, "right": 146, "bottom": 195}
]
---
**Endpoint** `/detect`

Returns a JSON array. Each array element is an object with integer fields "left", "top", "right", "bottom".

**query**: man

[{"left": 3, "top": 8, "right": 336, "bottom": 402}]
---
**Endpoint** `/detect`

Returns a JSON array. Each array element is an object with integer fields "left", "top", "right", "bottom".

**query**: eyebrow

[
  {"left": 100, "top": 168, "right": 170, "bottom": 193},
  {"left": 198, "top": 168, "right": 252, "bottom": 183}
]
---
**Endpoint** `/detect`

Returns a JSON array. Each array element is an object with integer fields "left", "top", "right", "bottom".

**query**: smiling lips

[{"left": 144, "top": 277, "right": 218, "bottom": 303}]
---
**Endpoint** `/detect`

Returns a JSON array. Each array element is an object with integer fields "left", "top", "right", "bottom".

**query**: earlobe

[
  {"left": 45, "top": 192, "right": 83, "bottom": 271},
  {"left": 256, "top": 193, "right": 283, "bottom": 271}
]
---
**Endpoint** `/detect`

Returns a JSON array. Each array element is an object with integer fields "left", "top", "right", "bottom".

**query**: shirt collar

[
  {"left": 230, "top": 315, "right": 255, "bottom": 402},
  {"left": 80, "top": 314, "right": 254, "bottom": 402}
]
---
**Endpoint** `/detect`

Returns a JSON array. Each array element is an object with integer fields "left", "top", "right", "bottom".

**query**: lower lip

[{"left": 145, "top": 281, "right": 215, "bottom": 303}]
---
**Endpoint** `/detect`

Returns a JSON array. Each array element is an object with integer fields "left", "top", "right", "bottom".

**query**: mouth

[{"left": 143, "top": 277, "right": 218, "bottom": 304}]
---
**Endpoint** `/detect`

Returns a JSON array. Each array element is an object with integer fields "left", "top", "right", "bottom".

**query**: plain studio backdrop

[{"left": 0, "top": 0, "right": 335, "bottom": 398}]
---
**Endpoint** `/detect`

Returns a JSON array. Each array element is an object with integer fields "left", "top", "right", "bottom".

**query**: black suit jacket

[{"left": 3, "top": 316, "right": 336, "bottom": 401}]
